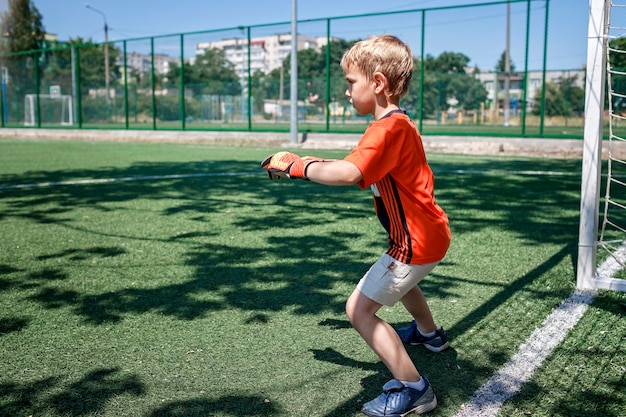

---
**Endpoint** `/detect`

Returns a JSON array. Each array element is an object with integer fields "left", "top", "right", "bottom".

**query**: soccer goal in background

[
  {"left": 24, "top": 85, "right": 73, "bottom": 127},
  {"left": 578, "top": 0, "right": 626, "bottom": 291}
]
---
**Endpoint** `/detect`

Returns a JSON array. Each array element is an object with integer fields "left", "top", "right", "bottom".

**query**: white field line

[
  {"left": 0, "top": 168, "right": 575, "bottom": 191},
  {"left": 452, "top": 243, "right": 626, "bottom": 417},
  {"left": 0, "top": 172, "right": 260, "bottom": 191},
  {"left": 452, "top": 289, "right": 596, "bottom": 417}
]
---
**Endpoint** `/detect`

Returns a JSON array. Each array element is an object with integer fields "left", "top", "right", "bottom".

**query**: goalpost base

[{"left": 594, "top": 276, "right": 626, "bottom": 291}]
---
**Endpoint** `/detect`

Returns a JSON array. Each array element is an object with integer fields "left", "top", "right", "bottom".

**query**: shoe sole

[
  {"left": 400, "top": 393, "right": 438, "bottom": 416},
  {"left": 409, "top": 340, "right": 450, "bottom": 353},
  {"left": 361, "top": 390, "right": 437, "bottom": 417},
  {"left": 362, "top": 399, "right": 437, "bottom": 417}
]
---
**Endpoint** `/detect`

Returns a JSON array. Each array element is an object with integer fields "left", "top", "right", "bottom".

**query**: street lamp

[
  {"left": 290, "top": 0, "right": 297, "bottom": 144},
  {"left": 85, "top": 3, "right": 109, "bottom": 103}
]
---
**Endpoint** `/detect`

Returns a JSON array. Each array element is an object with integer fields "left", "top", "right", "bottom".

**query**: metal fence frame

[{"left": 0, "top": 0, "right": 589, "bottom": 138}]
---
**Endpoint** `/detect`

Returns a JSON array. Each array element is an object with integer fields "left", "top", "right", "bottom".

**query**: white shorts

[{"left": 357, "top": 254, "right": 439, "bottom": 307}]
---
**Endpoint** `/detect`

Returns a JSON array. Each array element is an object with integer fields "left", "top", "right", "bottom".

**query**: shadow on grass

[
  {"left": 0, "top": 367, "right": 144, "bottom": 416},
  {"left": 0, "top": 366, "right": 281, "bottom": 417},
  {"left": 0, "top": 157, "right": 583, "bottom": 317},
  {"left": 0, "top": 316, "right": 30, "bottom": 336},
  {"left": 1, "top": 154, "right": 609, "bottom": 415},
  {"left": 146, "top": 395, "right": 281, "bottom": 417},
  {"left": 15, "top": 229, "right": 367, "bottom": 324},
  {"left": 0, "top": 159, "right": 374, "bottom": 322}
]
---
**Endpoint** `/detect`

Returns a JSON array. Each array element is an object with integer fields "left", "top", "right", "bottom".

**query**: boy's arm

[
  {"left": 261, "top": 151, "right": 363, "bottom": 185},
  {"left": 305, "top": 159, "right": 363, "bottom": 186}
]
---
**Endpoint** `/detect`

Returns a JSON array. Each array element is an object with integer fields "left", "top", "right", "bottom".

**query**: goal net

[
  {"left": 24, "top": 93, "right": 74, "bottom": 126},
  {"left": 577, "top": 0, "right": 626, "bottom": 291}
]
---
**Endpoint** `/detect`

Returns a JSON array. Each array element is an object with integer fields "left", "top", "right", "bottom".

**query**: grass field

[{"left": 0, "top": 138, "right": 624, "bottom": 417}]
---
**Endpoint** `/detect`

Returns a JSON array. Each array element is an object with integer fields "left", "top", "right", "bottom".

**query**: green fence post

[
  {"left": 0, "top": 64, "right": 4, "bottom": 128},
  {"left": 247, "top": 26, "right": 252, "bottom": 131},
  {"left": 180, "top": 34, "right": 186, "bottom": 130},
  {"left": 123, "top": 41, "right": 129, "bottom": 129},
  {"left": 74, "top": 46, "right": 82, "bottom": 128},
  {"left": 151, "top": 37, "right": 156, "bottom": 130},
  {"left": 419, "top": 10, "right": 425, "bottom": 132},
  {"left": 325, "top": 18, "right": 331, "bottom": 132},
  {"left": 521, "top": 0, "right": 531, "bottom": 136},
  {"left": 565, "top": 69, "right": 571, "bottom": 126},
  {"left": 34, "top": 53, "right": 41, "bottom": 128},
  {"left": 540, "top": 0, "right": 550, "bottom": 137}
]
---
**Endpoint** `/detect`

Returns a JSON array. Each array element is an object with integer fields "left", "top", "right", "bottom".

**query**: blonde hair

[{"left": 340, "top": 34, "right": 413, "bottom": 99}]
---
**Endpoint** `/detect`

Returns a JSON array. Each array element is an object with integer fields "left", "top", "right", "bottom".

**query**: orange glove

[{"left": 260, "top": 151, "right": 322, "bottom": 180}]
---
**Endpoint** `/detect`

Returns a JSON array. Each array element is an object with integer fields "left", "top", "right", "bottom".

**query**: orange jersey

[{"left": 344, "top": 112, "right": 450, "bottom": 264}]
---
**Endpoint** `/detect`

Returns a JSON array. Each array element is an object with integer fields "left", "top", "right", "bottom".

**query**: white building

[
  {"left": 474, "top": 68, "right": 585, "bottom": 109},
  {"left": 195, "top": 33, "right": 330, "bottom": 80},
  {"left": 120, "top": 52, "right": 179, "bottom": 75}
]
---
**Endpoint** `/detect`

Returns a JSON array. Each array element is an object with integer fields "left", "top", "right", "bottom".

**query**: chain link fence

[{"left": 0, "top": 0, "right": 588, "bottom": 137}]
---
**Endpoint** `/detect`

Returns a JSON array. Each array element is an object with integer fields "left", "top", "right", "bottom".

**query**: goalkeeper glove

[{"left": 260, "top": 151, "right": 323, "bottom": 180}]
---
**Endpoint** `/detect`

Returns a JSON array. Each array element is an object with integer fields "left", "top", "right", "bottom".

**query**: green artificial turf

[{"left": 0, "top": 139, "right": 623, "bottom": 416}]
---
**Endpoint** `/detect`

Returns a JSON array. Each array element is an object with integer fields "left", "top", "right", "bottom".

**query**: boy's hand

[{"left": 261, "top": 152, "right": 323, "bottom": 180}]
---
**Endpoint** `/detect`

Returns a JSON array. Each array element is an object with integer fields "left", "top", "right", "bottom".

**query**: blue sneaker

[
  {"left": 362, "top": 378, "right": 437, "bottom": 416},
  {"left": 396, "top": 321, "right": 449, "bottom": 352}
]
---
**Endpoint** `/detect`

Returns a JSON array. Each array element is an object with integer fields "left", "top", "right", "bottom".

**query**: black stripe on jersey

[
  {"left": 377, "top": 175, "right": 412, "bottom": 263},
  {"left": 374, "top": 195, "right": 390, "bottom": 234}
]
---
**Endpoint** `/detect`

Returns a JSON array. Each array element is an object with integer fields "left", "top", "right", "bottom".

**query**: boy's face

[{"left": 344, "top": 64, "right": 377, "bottom": 117}]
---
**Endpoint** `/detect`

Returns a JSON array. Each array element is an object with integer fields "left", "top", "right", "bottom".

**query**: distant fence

[{"left": 0, "top": 0, "right": 588, "bottom": 138}]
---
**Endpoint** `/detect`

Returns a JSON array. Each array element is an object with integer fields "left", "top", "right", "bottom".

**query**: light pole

[
  {"left": 85, "top": 3, "right": 109, "bottom": 103},
  {"left": 290, "top": 0, "right": 298, "bottom": 144}
]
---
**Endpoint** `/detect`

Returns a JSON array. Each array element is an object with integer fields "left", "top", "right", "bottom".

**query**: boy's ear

[{"left": 372, "top": 71, "right": 388, "bottom": 94}]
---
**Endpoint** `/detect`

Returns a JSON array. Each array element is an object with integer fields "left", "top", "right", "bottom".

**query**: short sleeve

[{"left": 344, "top": 121, "right": 404, "bottom": 189}]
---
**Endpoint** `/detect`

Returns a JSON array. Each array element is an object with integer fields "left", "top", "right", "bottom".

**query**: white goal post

[
  {"left": 24, "top": 93, "right": 74, "bottom": 126},
  {"left": 577, "top": 0, "right": 626, "bottom": 292}
]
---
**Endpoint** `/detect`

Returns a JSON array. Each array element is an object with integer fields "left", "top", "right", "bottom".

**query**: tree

[
  {"left": 532, "top": 75, "right": 584, "bottom": 117},
  {"left": 0, "top": 0, "right": 46, "bottom": 83},
  {"left": 425, "top": 51, "right": 471, "bottom": 74},
  {"left": 609, "top": 37, "right": 626, "bottom": 70},
  {"left": 0, "top": 0, "right": 46, "bottom": 121},
  {"left": 495, "top": 50, "right": 516, "bottom": 73},
  {"left": 404, "top": 51, "right": 487, "bottom": 116},
  {"left": 0, "top": 0, "right": 45, "bottom": 54},
  {"left": 280, "top": 38, "right": 356, "bottom": 105},
  {"left": 607, "top": 37, "right": 626, "bottom": 112},
  {"left": 44, "top": 38, "right": 121, "bottom": 89},
  {"left": 76, "top": 39, "right": 120, "bottom": 88},
  {"left": 165, "top": 48, "right": 240, "bottom": 97}
]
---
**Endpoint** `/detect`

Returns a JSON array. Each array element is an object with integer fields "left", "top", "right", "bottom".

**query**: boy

[{"left": 261, "top": 34, "right": 450, "bottom": 416}]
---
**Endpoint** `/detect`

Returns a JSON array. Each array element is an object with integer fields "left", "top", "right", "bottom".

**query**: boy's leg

[
  {"left": 346, "top": 288, "right": 420, "bottom": 382},
  {"left": 400, "top": 285, "right": 437, "bottom": 334},
  {"left": 347, "top": 288, "right": 438, "bottom": 416},
  {"left": 398, "top": 285, "right": 450, "bottom": 352}
]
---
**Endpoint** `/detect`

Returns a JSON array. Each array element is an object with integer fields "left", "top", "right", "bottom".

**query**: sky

[{"left": 4, "top": 0, "right": 591, "bottom": 71}]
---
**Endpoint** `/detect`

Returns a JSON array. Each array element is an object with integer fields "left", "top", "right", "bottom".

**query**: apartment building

[
  {"left": 121, "top": 52, "right": 179, "bottom": 75},
  {"left": 474, "top": 68, "right": 585, "bottom": 110},
  {"left": 195, "top": 33, "right": 329, "bottom": 80}
]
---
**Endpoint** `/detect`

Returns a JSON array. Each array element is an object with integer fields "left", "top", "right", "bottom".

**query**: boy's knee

[
  {"left": 346, "top": 292, "right": 375, "bottom": 327},
  {"left": 345, "top": 296, "right": 356, "bottom": 325},
  {"left": 345, "top": 291, "right": 363, "bottom": 325}
]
